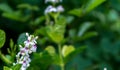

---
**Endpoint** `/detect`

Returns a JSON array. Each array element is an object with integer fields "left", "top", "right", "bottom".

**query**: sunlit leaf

[
  {"left": 62, "top": 45, "right": 75, "bottom": 57},
  {"left": 3, "top": 66, "right": 12, "bottom": 70}
]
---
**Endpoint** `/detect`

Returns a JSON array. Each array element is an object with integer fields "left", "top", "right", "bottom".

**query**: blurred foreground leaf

[
  {"left": 0, "top": 29, "right": 6, "bottom": 48},
  {"left": 17, "top": 3, "right": 39, "bottom": 11},
  {"left": 0, "top": 3, "right": 13, "bottom": 13},
  {"left": 2, "top": 11, "right": 30, "bottom": 22}
]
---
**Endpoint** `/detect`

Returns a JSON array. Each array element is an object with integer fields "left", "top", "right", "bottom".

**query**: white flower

[
  {"left": 44, "top": 5, "right": 64, "bottom": 14},
  {"left": 45, "top": 0, "right": 62, "bottom": 4},
  {"left": 57, "top": 5, "right": 64, "bottom": 12},
  {"left": 14, "top": 33, "right": 38, "bottom": 70},
  {"left": 44, "top": 5, "right": 57, "bottom": 14}
]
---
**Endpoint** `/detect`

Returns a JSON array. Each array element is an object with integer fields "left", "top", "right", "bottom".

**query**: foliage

[{"left": 0, "top": 0, "right": 120, "bottom": 70}]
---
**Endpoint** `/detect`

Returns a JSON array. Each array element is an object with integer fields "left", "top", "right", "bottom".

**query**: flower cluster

[
  {"left": 44, "top": 0, "right": 64, "bottom": 14},
  {"left": 44, "top": 5, "right": 64, "bottom": 14},
  {"left": 14, "top": 33, "right": 38, "bottom": 70},
  {"left": 45, "top": 0, "right": 62, "bottom": 4}
]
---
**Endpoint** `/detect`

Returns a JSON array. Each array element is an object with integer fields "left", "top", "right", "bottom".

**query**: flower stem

[{"left": 58, "top": 44, "right": 64, "bottom": 70}]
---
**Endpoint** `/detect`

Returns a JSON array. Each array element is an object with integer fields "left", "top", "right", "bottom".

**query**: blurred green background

[{"left": 0, "top": 0, "right": 120, "bottom": 70}]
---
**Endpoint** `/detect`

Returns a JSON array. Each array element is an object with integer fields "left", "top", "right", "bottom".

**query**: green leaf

[
  {"left": 46, "top": 16, "right": 66, "bottom": 44},
  {"left": 78, "top": 22, "right": 94, "bottom": 37},
  {"left": 62, "top": 45, "right": 75, "bottom": 57},
  {"left": 84, "top": 0, "right": 106, "bottom": 13},
  {"left": 17, "top": 33, "right": 27, "bottom": 45},
  {"left": 3, "top": 66, "right": 12, "bottom": 70},
  {"left": 68, "top": 8, "right": 83, "bottom": 17},
  {"left": 0, "top": 29, "right": 6, "bottom": 48},
  {"left": 0, "top": 3, "right": 13, "bottom": 13}
]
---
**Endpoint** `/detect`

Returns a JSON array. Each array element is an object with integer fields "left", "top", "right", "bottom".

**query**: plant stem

[
  {"left": 58, "top": 44, "right": 64, "bottom": 70},
  {"left": 54, "top": 16, "right": 57, "bottom": 24}
]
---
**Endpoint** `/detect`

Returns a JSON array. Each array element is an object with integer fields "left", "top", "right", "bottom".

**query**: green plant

[{"left": 0, "top": 0, "right": 113, "bottom": 70}]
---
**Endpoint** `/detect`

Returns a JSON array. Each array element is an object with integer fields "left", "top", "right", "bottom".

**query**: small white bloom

[
  {"left": 13, "top": 63, "right": 16, "bottom": 66},
  {"left": 30, "top": 45, "right": 37, "bottom": 52},
  {"left": 104, "top": 67, "right": 107, "bottom": 70},
  {"left": 57, "top": 5, "right": 64, "bottom": 12},
  {"left": 26, "top": 33, "right": 29, "bottom": 36}
]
